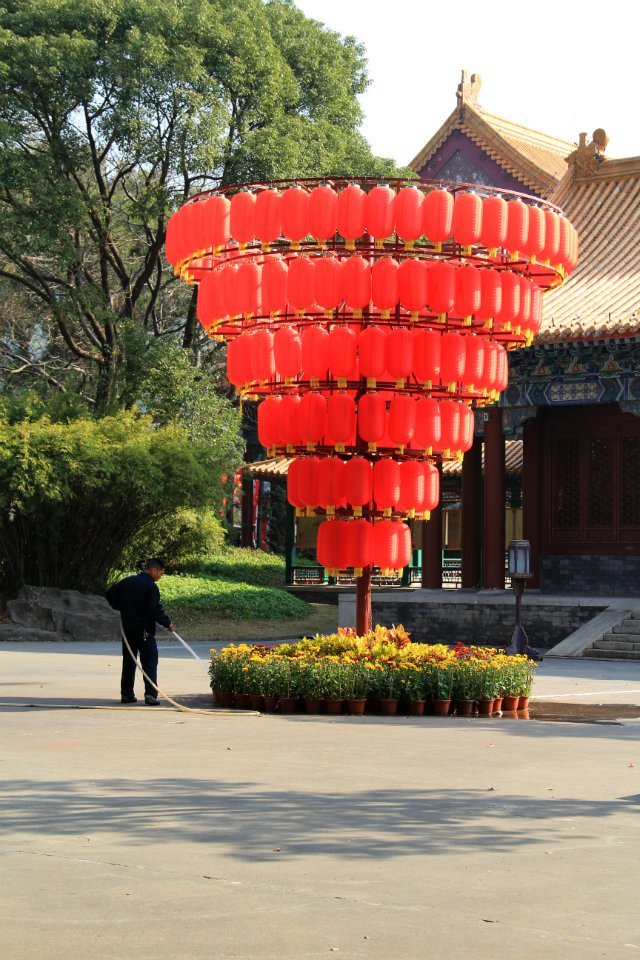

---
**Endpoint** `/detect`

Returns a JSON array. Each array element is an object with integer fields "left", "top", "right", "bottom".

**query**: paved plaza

[{"left": 1, "top": 640, "right": 640, "bottom": 959}]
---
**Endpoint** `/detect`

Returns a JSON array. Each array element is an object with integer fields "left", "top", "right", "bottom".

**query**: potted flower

[{"left": 429, "top": 662, "right": 454, "bottom": 715}]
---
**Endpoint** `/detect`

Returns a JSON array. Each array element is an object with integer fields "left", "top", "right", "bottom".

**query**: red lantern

[
  {"left": 567, "top": 222, "right": 579, "bottom": 274},
  {"left": 235, "top": 260, "right": 261, "bottom": 315},
  {"left": 298, "top": 456, "right": 320, "bottom": 508},
  {"left": 454, "top": 265, "right": 481, "bottom": 321},
  {"left": 281, "top": 394, "right": 302, "bottom": 447},
  {"left": 197, "top": 270, "right": 227, "bottom": 329},
  {"left": 372, "top": 519, "right": 405, "bottom": 570},
  {"left": 542, "top": 209, "right": 560, "bottom": 264},
  {"left": 282, "top": 186, "right": 309, "bottom": 244},
  {"left": 398, "top": 258, "right": 429, "bottom": 316},
  {"left": 423, "top": 462, "right": 440, "bottom": 513},
  {"left": 453, "top": 191, "right": 482, "bottom": 248},
  {"left": 287, "top": 256, "right": 315, "bottom": 312},
  {"left": 529, "top": 285, "right": 543, "bottom": 335},
  {"left": 317, "top": 457, "right": 346, "bottom": 513},
  {"left": 344, "top": 458, "right": 372, "bottom": 514},
  {"left": 315, "top": 257, "right": 343, "bottom": 311},
  {"left": 459, "top": 405, "right": 475, "bottom": 452},
  {"left": 329, "top": 326, "right": 358, "bottom": 382},
  {"left": 498, "top": 271, "right": 520, "bottom": 328},
  {"left": 358, "top": 392, "right": 387, "bottom": 450},
  {"left": 396, "top": 460, "right": 425, "bottom": 516},
  {"left": 359, "top": 326, "right": 388, "bottom": 384},
  {"left": 365, "top": 184, "right": 396, "bottom": 241},
  {"left": 257, "top": 395, "right": 282, "bottom": 449},
  {"left": 395, "top": 186, "right": 424, "bottom": 242},
  {"left": 230, "top": 191, "right": 256, "bottom": 246},
  {"left": 371, "top": 257, "right": 399, "bottom": 315},
  {"left": 428, "top": 260, "right": 456, "bottom": 316},
  {"left": 483, "top": 341, "right": 500, "bottom": 393},
  {"left": 438, "top": 399, "right": 462, "bottom": 454},
  {"left": 250, "top": 328, "right": 275, "bottom": 381},
  {"left": 440, "top": 331, "right": 467, "bottom": 389},
  {"left": 524, "top": 205, "right": 546, "bottom": 261},
  {"left": 388, "top": 394, "right": 415, "bottom": 449},
  {"left": 301, "top": 325, "right": 330, "bottom": 383},
  {"left": 342, "top": 255, "right": 371, "bottom": 313},
  {"left": 412, "top": 329, "right": 441, "bottom": 387},
  {"left": 346, "top": 518, "right": 373, "bottom": 571},
  {"left": 274, "top": 325, "right": 301, "bottom": 380},
  {"left": 413, "top": 397, "right": 441, "bottom": 452},
  {"left": 480, "top": 195, "right": 508, "bottom": 253},
  {"left": 476, "top": 269, "right": 502, "bottom": 324},
  {"left": 316, "top": 518, "right": 343, "bottom": 570},
  {"left": 297, "top": 392, "right": 327, "bottom": 447},
  {"left": 506, "top": 199, "right": 529, "bottom": 256},
  {"left": 422, "top": 188, "right": 453, "bottom": 246},
  {"left": 464, "top": 336, "right": 484, "bottom": 391},
  {"left": 255, "top": 189, "right": 282, "bottom": 245},
  {"left": 309, "top": 184, "right": 338, "bottom": 243},
  {"left": 373, "top": 458, "right": 401, "bottom": 513},
  {"left": 198, "top": 194, "right": 231, "bottom": 252},
  {"left": 517, "top": 277, "right": 532, "bottom": 331},
  {"left": 326, "top": 393, "right": 356, "bottom": 449},
  {"left": 337, "top": 183, "right": 367, "bottom": 246},
  {"left": 261, "top": 257, "right": 288, "bottom": 316},
  {"left": 226, "top": 334, "right": 252, "bottom": 387},
  {"left": 496, "top": 348, "right": 509, "bottom": 393},
  {"left": 221, "top": 262, "right": 241, "bottom": 317},
  {"left": 386, "top": 328, "right": 414, "bottom": 385},
  {"left": 287, "top": 458, "right": 306, "bottom": 509}
]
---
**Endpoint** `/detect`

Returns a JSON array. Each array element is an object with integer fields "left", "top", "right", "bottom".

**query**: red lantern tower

[{"left": 167, "top": 176, "right": 577, "bottom": 634}]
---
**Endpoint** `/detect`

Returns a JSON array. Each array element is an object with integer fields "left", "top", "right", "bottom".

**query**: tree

[{"left": 0, "top": 0, "right": 405, "bottom": 406}]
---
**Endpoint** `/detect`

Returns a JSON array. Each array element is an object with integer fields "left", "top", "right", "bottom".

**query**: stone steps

[
  {"left": 612, "top": 621, "right": 640, "bottom": 635},
  {"left": 583, "top": 647, "right": 640, "bottom": 660}
]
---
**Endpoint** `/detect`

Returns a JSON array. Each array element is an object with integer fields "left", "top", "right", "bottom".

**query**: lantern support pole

[{"left": 356, "top": 566, "right": 372, "bottom": 636}]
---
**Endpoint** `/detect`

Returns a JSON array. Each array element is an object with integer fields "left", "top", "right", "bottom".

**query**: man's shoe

[
  {"left": 120, "top": 695, "right": 137, "bottom": 704},
  {"left": 144, "top": 695, "right": 160, "bottom": 706}
]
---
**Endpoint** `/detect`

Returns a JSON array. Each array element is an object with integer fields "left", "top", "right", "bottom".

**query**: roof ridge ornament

[
  {"left": 566, "top": 129, "right": 609, "bottom": 179},
  {"left": 456, "top": 70, "right": 482, "bottom": 110}
]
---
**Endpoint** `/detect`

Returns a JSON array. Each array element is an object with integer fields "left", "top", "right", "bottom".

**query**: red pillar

[
  {"left": 461, "top": 435, "right": 482, "bottom": 588},
  {"left": 241, "top": 473, "right": 255, "bottom": 548},
  {"left": 421, "top": 464, "right": 443, "bottom": 588},
  {"left": 356, "top": 567, "right": 372, "bottom": 635},
  {"left": 522, "top": 414, "right": 542, "bottom": 588},
  {"left": 483, "top": 408, "right": 505, "bottom": 588}
]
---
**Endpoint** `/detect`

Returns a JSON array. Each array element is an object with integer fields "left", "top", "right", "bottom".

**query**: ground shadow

[{"left": 1, "top": 777, "right": 638, "bottom": 862}]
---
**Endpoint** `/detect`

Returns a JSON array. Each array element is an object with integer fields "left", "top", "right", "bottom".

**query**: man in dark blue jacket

[{"left": 106, "top": 558, "right": 173, "bottom": 705}]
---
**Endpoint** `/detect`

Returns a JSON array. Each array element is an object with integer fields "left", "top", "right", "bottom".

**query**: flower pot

[
  {"left": 324, "top": 698, "right": 344, "bottom": 715},
  {"left": 214, "top": 690, "right": 234, "bottom": 708},
  {"left": 518, "top": 696, "right": 530, "bottom": 710},
  {"left": 234, "top": 692, "right": 251, "bottom": 709},
  {"left": 263, "top": 694, "right": 279, "bottom": 712},
  {"left": 250, "top": 693, "right": 264, "bottom": 711},
  {"left": 346, "top": 698, "right": 366, "bottom": 716},
  {"left": 502, "top": 695, "right": 519, "bottom": 711},
  {"left": 278, "top": 696, "right": 297, "bottom": 714},
  {"left": 304, "top": 697, "right": 323, "bottom": 714},
  {"left": 407, "top": 699, "right": 426, "bottom": 717},
  {"left": 454, "top": 699, "right": 475, "bottom": 717},
  {"left": 430, "top": 699, "right": 452, "bottom": 716},
  {"left": 493, "top": 697, "right": 504, "bottom": 712},
  {"left": 477, "top": 699, "right": 495, "bottom": 716},
  {"left": 379, "top": 698, "right": 399, "bottom": 716}
]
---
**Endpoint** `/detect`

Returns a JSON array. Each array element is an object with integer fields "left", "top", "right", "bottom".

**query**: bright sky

[{"left": 295, "top": 0, "right": 640, "bottom": 166}]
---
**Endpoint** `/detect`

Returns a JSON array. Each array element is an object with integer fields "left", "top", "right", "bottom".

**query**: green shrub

[
  {"left": 0, "top": 410, "right": 241, "bottom": 593},
  {"left": 160, "top": 573, "right": 309, "bottom": 621},
  {"left": 120, "top": 508, "right": 227, "bottom": 571},
  {"left": 184, "top": 547, "right": 286, "bottom": 587}
]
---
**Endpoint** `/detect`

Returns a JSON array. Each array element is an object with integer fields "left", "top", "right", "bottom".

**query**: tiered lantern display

[{"left": 166, "top": 177, "right": 577, "bottom": 616}]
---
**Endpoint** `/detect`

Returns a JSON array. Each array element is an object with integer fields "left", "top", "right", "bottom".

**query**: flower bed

[{"left": 209, "top": 626, "right": 537, "bottom": 717}]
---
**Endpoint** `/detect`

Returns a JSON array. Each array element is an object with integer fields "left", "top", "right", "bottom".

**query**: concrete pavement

[{"left": 1, "top": 640, "right": 640, "bottom": 960}]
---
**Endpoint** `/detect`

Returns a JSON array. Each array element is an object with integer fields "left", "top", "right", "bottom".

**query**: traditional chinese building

[{"left": 414, "top": 71, "right": 640, "bottom": 595}]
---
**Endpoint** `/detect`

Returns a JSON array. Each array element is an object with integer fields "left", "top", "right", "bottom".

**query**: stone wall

[
  {"left": 340, "top": 594, "right": 605, "bottom": 648},
  {"left": 540, "top": 556, "right": 640, "bottom": 597}
]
